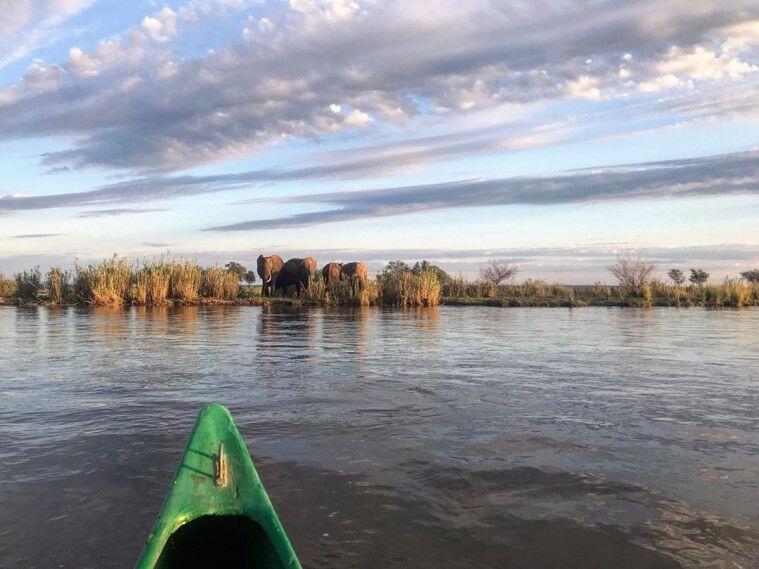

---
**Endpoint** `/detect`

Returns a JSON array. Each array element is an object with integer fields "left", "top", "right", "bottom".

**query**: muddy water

[{"left": 0, "top": 306, "right": 757, "bottom": 568}]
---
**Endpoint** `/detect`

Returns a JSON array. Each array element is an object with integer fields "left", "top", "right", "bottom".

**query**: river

[{"left": 0, "top": 305, "right": 757, "bottom": 568}]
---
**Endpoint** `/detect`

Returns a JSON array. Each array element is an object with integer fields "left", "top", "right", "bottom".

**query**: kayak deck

[{"left": 135, "top": 404, "right": 301, "bottom": 569}]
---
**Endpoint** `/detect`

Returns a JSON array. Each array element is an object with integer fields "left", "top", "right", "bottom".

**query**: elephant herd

[{"left": 257, "top": 255, "right": 368, "bottom": 297}]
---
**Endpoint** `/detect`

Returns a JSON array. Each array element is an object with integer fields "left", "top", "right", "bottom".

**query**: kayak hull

[{"left": 135, "top": 404, "right": 301, "bottom": 569}]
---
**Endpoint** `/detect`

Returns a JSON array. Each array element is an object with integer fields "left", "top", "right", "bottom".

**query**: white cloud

[
  {"left": 289, "top": 0, "right": 359, "bottom": 21},
  {"left": 655, "top": 45, "right": 757, "bottom": 81},
  {"left": 68, "top": 47, "right": 98, "bottom": 77},
  {"left": 567, "top": 75, "right": 601, "bottom": 100},
  {"left": 0, "top": 0, "right": 95, "bottom": 68},
  {"left": 638, "top": 74, "right": 693, "bottom": 93},
  {"left": 0, "top": 0, "right": 757, "bottom": 172},
  {"left": 140, "top": 8, "right": 177, "bottom": 43},
  {"left": 344, "top": 108, "right": 372, "bottom": 127}
]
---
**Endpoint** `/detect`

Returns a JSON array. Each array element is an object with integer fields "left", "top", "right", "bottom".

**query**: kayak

[{"left": 135, "top": 404, "right": 301, "bottom": 569}]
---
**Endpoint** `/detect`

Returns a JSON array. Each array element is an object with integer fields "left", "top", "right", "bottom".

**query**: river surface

[{"left": 0, "top": 305, "right": 757, "bottom": 568}]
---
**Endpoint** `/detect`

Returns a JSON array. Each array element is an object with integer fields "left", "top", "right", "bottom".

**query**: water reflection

[{"left": 0, "top": 306, "right": 757, "bottom": 568}]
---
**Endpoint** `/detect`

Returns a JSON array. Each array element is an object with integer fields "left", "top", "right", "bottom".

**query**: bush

[
  {"left": 15, "top": 266, "right": 43, "bottom": 302},
  {"left": 608, "top": 255, "right": 655, "bottom": 291},
  {"left": 47, "top": 267, "right": 72, "bottom": 305}
]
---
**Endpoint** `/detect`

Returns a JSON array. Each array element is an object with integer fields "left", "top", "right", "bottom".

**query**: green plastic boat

[{"left": 135, "top": 404, "right": 301, "bottom": 569}]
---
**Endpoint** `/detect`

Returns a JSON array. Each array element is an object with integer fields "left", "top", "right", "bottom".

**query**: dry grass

[
  {"left": 47, "top": 267, "right": 71, "bottom": 305},
  {"left": 73, "top": 255, "right": 133, "bottom": 305},
  {"left": 378, "top": 268, "right": 441, "bottom": 307},
  {"left": 133, "top": 259, "right": 171, "bottom": 305},
  {"left": 201, "top": 265, "right": 239, "bottom": 300},
  {"left": 169, "top": 260, "right": 202, "bottom": 301},
  {"left": 0, "top": 273, "right": 15, "bottom": 298}
]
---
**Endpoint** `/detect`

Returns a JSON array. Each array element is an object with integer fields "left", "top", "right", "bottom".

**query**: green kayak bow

[{"left": 135, "top": 404, "right": 301, "bottom": 569}]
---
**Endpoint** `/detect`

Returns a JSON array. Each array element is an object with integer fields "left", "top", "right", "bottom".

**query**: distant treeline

[{"left": 1, "top": 254, "right": 758, "bottom": 308}]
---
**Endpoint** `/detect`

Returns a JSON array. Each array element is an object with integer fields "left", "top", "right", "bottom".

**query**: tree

[
  {"left": 479, "top": 259, "right": 519, "bottom": 286},
  {"left": 225, "top": 261, "right": 247, "bottom": 281},
  {"left": 382, "top": 260, "right": 411, "bottom": 274},
  {"left": 412, "top": 260, "right": 450, "bottom": 283},
  {"left": 740, "top": 269, "right": 759, "bottom": 283},
  {"left": 244, "top": 270, "right": 257, "bottom": 285},
  {"left": 667, "top": 268, "right": 685, "bottom": 286},
  {"left": 689, "top": 268, "right": 709, "bottom": 286},
  {"left": 607, "top": 255, "right": 655, "bottom": 290}
]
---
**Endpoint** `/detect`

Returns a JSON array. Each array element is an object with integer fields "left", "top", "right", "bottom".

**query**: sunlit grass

[
  {"left": 3, "top": 254, "right": 757, "bottom": 308},
  {"left": 73, "top": 255, "right": 133, "bottom": 305}
]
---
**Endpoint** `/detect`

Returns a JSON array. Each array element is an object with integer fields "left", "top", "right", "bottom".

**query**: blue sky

[{"left": 0, "top": 0, "right": 757, "bottom": 282}]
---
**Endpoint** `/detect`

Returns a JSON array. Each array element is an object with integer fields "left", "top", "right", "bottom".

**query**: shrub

[
  {"left": 689, "top": 268, "right": 709, "bottom": 287},
  {"left": 15, "top": 266, "right": 43, "bottom": 302},
  {"left": 47, "top": 267, "right": 72, "bottom": 305},
  {"left": 608, "top": 255, "right": 655, "bottom": 291},
  {"left": 668, "top": 268, "right": 686, "bottom": 286},
  {"left": 480, "top": 259, "right": 519, "bottom": 286},
  {"left": 590, "top": 281, "right": 612, "bottom": 301},
  {"left": 740, "top": 269, "right": 759, "bottom": 284},
  {"left": 73, "top": 255, "right": 133, "bottom": 305}
]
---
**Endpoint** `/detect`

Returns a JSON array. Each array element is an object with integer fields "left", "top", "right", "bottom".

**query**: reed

[
  {"left": 201, "top": 265, "right": 239, "bottom": 300},
  {"left": 47, "top": 267, "right": 71, "bottom": 305},
  {"left": 169, "top": 259, "right": 202, "bottom": 301},
  {"left": 378, "top": 268, "right": 441, "bottom": 307},
  {"left": 73, "top": 255, "right": 133, "bottom": 305},
  {"left": 133, "top": 259, "right": 171, "bottom": 305},
  {"left": 0, "top": 273, "right": 16, "bottom": 298}
]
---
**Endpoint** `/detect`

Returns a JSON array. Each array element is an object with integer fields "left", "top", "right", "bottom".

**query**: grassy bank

[
  {"left": 0, "top": 255, "right": 440, "bottom": 308},
  {"left": 441, "top": 278, "right": 759, "bottom": 308},
  {"left": 1, "top": 256, "right": 757, "bottom": 308}
]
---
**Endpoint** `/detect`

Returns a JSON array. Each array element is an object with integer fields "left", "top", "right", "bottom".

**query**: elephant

[
  {"left": 341, "top": 261, "right": 368, "bottom": 292},
  {"left": 322, "top": 262, "right": 343, "bottom": 285},
  {"left": 257, "top": 254, "right": 284, "bottom": 297},
  {"left": 275, "top": 257, "right": 317, "bottom": 296}
]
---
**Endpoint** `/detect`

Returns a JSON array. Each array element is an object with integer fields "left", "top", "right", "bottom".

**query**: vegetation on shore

[{"left": 0, "top": 254, "right": 757, "bottom": 309}]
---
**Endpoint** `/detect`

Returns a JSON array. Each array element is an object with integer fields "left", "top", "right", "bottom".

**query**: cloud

[
  {"left": 205, "top": 150, "right": 759, "bottom": 230},
  {"left": 0, "top": 0, "right": 95, "bottom": 68},
  {"left": 0, "top": 0, "right": 756, "bottom": 172},
  {"left": 77, "top": 207, "right": 168, "bottom": 218},
  {"left": 11, "top": 233, "right": 64, "bottom": 238}
]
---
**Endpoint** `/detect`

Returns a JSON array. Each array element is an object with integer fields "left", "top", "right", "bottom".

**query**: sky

[{"left": 0, "top": 0, "right": 757, "bottom": 283}]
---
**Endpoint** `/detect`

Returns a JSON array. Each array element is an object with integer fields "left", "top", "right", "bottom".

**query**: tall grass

[
  {"left": 201, "top": 265, "right": 239, "bottom": 300},
  {"left": 169, "top": 260, "right": 202, "bottom": 301},
  {"left": 73, "top": 255, "right": 133, "bottom": 305},
  {"left": 377, "top": 268, "right": 441, "bottom": 307},
  {"left": 439, "top": 275, "right": 759, "bottom": 308},
  {"left": 133, "top": 259, "right": 171, "bottom": 305},
  {"left": 0, "top": 273, "right": 16, "bottom": 298},
  {"left": 47, "top": 267, "right": 71, "bottom": 305}
]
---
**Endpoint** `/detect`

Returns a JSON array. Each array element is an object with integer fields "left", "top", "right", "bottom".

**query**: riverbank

[{"left": 2, "top": 255, "right": 757, "bottom": 308}]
